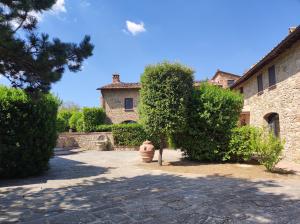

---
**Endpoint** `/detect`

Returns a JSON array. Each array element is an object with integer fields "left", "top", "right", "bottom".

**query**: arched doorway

[
  {"left": 121, "top": 120, "right": 137, "bottom": 124},
  {"left": 264, "top": 113, "right": 280, "bottom": 137}
]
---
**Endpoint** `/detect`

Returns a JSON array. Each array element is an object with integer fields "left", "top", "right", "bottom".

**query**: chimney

[
  {"left": 289, "top": 27, "right": 296, "bottom": 34},
  {"left": 112, "top": 73, "right": 120, "bottom": 83}
]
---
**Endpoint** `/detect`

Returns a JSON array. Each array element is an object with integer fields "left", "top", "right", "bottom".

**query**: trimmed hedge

[
  {"left": 174, "top": 83, "right": 244, "bottom": 162},
  {"left": 112, "top": 124, "right": 159, "bottom": 148},
  {"left": 82, "top": 107, "right": 106, "bottom": 132},
  {"left": 94, "top": 124, "right": 114, "bottom": 132},
  {"left": 69, "top": 111, "right": 83, "bottom": 131},
  {"left": 0, "top": 86, "right": 59, "bottom": 178}
]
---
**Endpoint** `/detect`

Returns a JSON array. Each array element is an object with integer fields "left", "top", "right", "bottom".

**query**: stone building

[
  {"left": 97, "top": 74, "right": 141, "bottom": 124},
  {"left": 98, "top": 71, "right": 239, "bottom": 124},
  {"left": 231, "top": 26, "right": 300, "bottom": 160}
]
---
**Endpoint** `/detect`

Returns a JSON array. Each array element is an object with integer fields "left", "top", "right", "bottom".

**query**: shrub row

[
  {"left": 0, "top": 86, "right": 59, "bottom": 178},
  {"left": 112, "top": 123, "right": 159, "bottom": 148},
  {"left": 56, "top": 107, "right": 105, "bottom": 132}
]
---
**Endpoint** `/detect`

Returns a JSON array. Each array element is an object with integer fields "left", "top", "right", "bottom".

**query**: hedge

[
  {"left": 112, "top": 124, "right": 159, "bottom": 148},
  {"left": 174, "top": 83, "right": 244, "bottom": 162},
  {"left": 82, "top": 107, "right": 106, "bottom": 132},
  {"left": 0, "top": 86, "right": 59, "bottom": 178}
]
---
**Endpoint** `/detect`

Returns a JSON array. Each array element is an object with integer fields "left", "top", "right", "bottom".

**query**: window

[
  {"left": 268, "top": 65, "right": 276, "bottom": 87},
  {"left": 239, "top": 87, "right": 244, "bottom": 94},
  {"left": 124, "top": 98, "right": 133, "bottom": 110},
  {"left": 227, "top": 80, "right": 235, "bottom": 87},
  {"left": 257, "top": 74, "right": 263, "bottom": 93}
]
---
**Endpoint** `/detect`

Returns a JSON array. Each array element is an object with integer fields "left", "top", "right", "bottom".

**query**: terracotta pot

[{"left": 139, "top": 140, "right": 155, "bottom": 163}]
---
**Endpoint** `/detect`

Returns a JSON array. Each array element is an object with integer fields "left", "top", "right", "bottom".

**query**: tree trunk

[
  {"left": 158, "top": 136, "right": 164, "bottom": 166},
  {"left": 158, "top": 148, "right": 163, "bottom": 166}
]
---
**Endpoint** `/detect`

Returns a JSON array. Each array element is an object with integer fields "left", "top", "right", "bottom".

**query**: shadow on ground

[
  {"left": 1, "top": 171, "right": 300, "bottom": 223},
  {"left": 0, "top": 156, "right": 112, "bottom": 187}
]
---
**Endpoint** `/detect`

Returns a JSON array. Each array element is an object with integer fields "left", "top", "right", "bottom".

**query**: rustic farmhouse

[
  {"left": 97, "top": 70, "right": 240, "bottom": 124},
  {"left": 232, "top": 26, "right": 300, "bottom": 160}
]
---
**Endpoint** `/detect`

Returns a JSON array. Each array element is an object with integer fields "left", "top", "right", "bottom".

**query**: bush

[
  {"left": 174, "top": 83, "right": 244, "bottom": 162},
  {"left": 82, "top": 107, "right": 106, "bottom": 132},
  {"left": 94, "top": 124, "right": 115, "bottom": 132},
  {"left": 0, "top": 86, "right": 59, "bottom": 178},
  {"left": 69, "top": 111, "right": 83, "bottom": 131},
  {"left": 254, "top": 131, "right": 284, "bottom": 171},
  {"left": 224, "top": 126, "right": 259, "bottom": 162},
  {"left": 57, "top": 110, "right": 72, "bottom": 132},
  {"left": 112, "top": 124, "right": 159, "bottom": 148},
  {"left": 139, "top": 62, "right": 194, "bottom": 164},
  {"left": 76, "top": 116, "right": 85, "bottom": 132}
]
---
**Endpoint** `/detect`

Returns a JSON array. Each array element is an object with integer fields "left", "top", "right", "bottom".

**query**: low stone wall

[
  {"left": 57, "top": 132, "right": 114, "bottom": 151},
  {"left": 56, "top": 132, "right": 140, "bottom": 151}
]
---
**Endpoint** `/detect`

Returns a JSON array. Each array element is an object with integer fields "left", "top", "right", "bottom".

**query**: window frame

[
  {"left": 257, "top": 74, "right": 263, "bottom": 93},
  {"left": 227, "top": 79, "right": 235, "bottom": 87},
  {"left": 124, "top": 98, "right": 134, "bottom": 111},
  {"left": 268, "top": 65, "right": 276, "bottom": 87}
]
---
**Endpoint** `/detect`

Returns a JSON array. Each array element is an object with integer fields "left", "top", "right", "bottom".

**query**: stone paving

[{"left": 1, "top": 150, "right": 300, "bottom": 223}]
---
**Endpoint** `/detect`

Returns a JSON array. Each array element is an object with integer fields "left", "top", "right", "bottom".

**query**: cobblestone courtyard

[{"left": 1, "top": 150, "right": 300, "bottom": 224}]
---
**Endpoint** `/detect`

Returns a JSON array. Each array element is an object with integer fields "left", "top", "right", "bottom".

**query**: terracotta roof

[
  {"left": 211, "top": 70, "right": 240, "bottom": 80},
  {"left": 97, "top": 82, "right": 141, "bottom": 90},
  {"left": 231, "top": 25, "right": 300, "bottom": 89}
]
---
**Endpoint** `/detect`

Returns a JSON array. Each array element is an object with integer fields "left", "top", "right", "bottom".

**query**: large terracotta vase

[{"left": 139, "top": 140, "right": 155, "bottom": 163}]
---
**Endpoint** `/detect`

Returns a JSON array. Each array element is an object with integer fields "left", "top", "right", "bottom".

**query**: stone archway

[{"left": 264, "top": 112, "right": 280, "bottom": 137}]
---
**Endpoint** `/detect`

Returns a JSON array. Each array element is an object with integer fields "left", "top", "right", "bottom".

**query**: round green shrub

[
  {"left": 224, "top": 126, "right": 259, "bottom": 162},
  {"left": 69, "top": 111, "right": 83, "bottom": 131},
  {"left": 174, "top": 82, "right": 244, "bottom": 162},
  {"left": 0, "top": 86, "right": 59, "bottom": 178},
  {"left": 57, "top": 110, "right": 72, "bottom": 132}
]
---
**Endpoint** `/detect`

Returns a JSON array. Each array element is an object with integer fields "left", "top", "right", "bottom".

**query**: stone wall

[
  {"left": 57, "top": 132, "right": 114, "bottom": 151},
  {"left": 234, "top": 40, "right": 300, "bottom": 160},
  {"left": 56, "top": 132, "right": 140, "bottom": 151},
  {"left": 101, "top": 89, "right": 139, "bottom": 124}
]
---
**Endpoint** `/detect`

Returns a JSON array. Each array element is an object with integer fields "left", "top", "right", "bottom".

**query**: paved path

[{"left": 1, "top": 150, "right": 300, "bottom": 224}]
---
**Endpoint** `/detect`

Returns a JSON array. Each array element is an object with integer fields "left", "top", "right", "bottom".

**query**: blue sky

[{"left": 1, "top": 0, "right": 300, "bottom": 107}]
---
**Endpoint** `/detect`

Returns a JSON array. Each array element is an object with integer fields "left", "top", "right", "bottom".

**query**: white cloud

[
  {"left": 80, "top": 0, "right": 91, "bottom": 7},
  {"left": 125, "top": 20, "right": 146, "bottom": 36},
  {"left": 51, "top": 0, "right": 66, "bottom": 14}
]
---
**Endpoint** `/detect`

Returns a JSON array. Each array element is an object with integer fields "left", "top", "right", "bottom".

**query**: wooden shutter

[
  {"left": 268, "top": 65, "right": 276, "bottom": 87},
  {"left": 257, "top": 74, "right": 263, "bottom": 92}
]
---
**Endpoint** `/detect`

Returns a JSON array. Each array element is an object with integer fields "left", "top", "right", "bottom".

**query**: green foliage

[
  {"left": 0, "top": 1, "right": 93, "bottom": 93},
  {"left": 174, "top": 83, "right": 244, "bottom": 162},
  {"left": 112, "top": 124, "right": 159, "bottom": 148},
  {"left": 94, "top": 124, "right": 115, "bottom": 132},
  {"left": 82, "top": 107, "right": 106, "bottom": 132},
  {"left": 56, "top": 110, "right": 73, "bottom": 132},
  {"left": 224, "top": 126, "right": 259, "bottom": 162},
  {"left": 69, "top": 111, "right": 83, "bottom": 131},
  {"left": 139, "top": 62, "right": 194, "bottom": 147},
  {"left": 76, "top": 116, "right": 85, "bottom": 132},
  {"left": 225, "top": 125, "right": 284, "bottom": 170},
  {"left": 253, "top": 130, "right": 284, "bottom": 171},
  {"left": 0, "top": 86, "right": 59, "bottom": 178}
]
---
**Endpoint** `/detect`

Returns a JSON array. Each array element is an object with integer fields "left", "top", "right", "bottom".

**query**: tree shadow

[
  {"left": 1, "top": 172, "right": 300, "bottom": 223},
  {"left": 0, "top": 156, "right": 112, "bottom": 187}
]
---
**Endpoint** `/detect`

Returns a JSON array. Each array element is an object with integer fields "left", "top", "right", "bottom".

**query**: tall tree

[
  {"left": 139, "top": 62, "right": 194, "bottom": 165},
  {"left": 0, "top": 0, "right": 94, "bottom": 93}
]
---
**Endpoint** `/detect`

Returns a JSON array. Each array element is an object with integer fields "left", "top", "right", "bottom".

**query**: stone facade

[
  {"left": 210, "top": 70, "right": 240, "bottom": 88},
  {"left": 234, "top": 40, "right": 300, "bottom": 160},
  {"left": 99, "top": 72, "right": 240, "bottom": 124},
  {"left": 101, "top": 89, "right": 139, "bottom": 124}
]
